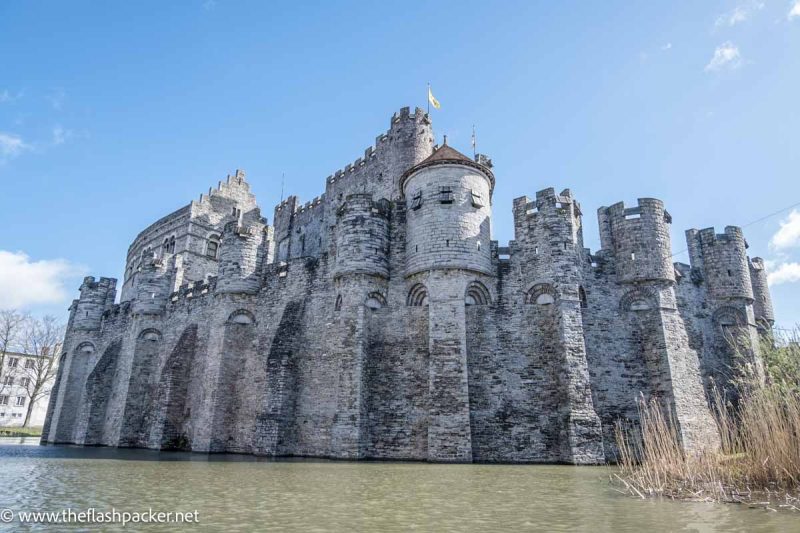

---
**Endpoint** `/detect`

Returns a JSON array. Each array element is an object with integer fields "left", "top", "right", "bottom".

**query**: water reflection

[{"left": 0, "top": 438, "right": 794, "bottom": 532}]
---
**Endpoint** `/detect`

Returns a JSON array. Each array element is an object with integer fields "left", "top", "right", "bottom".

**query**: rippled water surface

[{"left": 0, "top": 437, "right": 797, "bottom": 532}]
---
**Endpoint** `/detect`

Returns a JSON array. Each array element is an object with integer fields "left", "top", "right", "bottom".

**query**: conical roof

[
  {"left": 399, "top": 137, "right": 495, "bottom": 193},
  {"left": 418, "top": 143, "right": 474, "bottom": 165}
]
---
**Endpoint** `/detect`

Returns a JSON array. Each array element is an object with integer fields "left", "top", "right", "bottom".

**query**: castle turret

[
  {"left": 71, "top": 277, "right": 117, "bottom": 331},
  {"left": 598, "top": 199, "right": 674, "bottom": 284},
  {"left": 597, "top": 198, "right": 720, "bottom": 453},
  {"left": 512, "top": 187, "right": 604, "bottom": 463},
  {"left": 333, "top": 194, "right": 390, "bottom": 279},
  {"left": 513, "top": 188, "right": 586, "bottom": 282},
  {"left": 216, "top": 220, "right": 267, "bottom": 294},
  {"left": 686, "top": 226, "right": 763, "bottom": 395},
  {"left": 326, "top": 193, "right": 391, "bottom": 458},
  {"left": 131, "top": 257, "right": 171, "bottom": 315},
  {"left": 686, "top": 226, "right": 753, "bottom": 302},
  {"left": 749, "top": 257, "right": 775, "bottom": 328},
  {"left": 386, "top": 106, "right": 436, "bottom": 177},
  {"left": 402, "top": 141, "right": 494, "bottom": 277},
  {"left": 399, "top": 142, "right": 495, "bottom": 462}
]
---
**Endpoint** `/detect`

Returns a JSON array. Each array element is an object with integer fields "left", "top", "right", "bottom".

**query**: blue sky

[{"left": 1, "top": 1, "right": 799, "bottom": 329}]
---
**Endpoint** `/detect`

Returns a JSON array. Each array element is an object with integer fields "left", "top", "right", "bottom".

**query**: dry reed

[{"left": 613, "top": 329, "right": 800, "bottom": 509}]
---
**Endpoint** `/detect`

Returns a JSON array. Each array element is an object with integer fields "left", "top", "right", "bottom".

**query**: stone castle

[{"left": 41, "top": 107, "right": 775, "bottom": 463}]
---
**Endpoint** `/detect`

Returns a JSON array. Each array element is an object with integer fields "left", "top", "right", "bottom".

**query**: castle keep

[{"left": 42, "top": 107, "right": 774, "bottom": 463}]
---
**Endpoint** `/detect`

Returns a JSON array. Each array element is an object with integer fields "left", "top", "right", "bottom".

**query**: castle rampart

[{"left": 42, "top": 107, "right": 774, "bottom": 464}]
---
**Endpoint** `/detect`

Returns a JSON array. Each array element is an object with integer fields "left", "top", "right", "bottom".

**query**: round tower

[
  {"left": 401, "top": 141, "right": 494, "bottom": 277},
  {"left": 749, "top": 257, "right": 774, "bottom": 327},
  {"left": 597, "top": 198, "right": 674, "bottom": 284},
  {"left": 72, "top": 277, "right": 117, "bottom": 331},
  {"left": 333, "top": 194, "right": 390, "bottom": 280},
  {"left": 216, "top": 220, "right": 266, "bottom": 294},
  {"left": 685, "top": 226, "right": 753, "bottom": 301},
  {"left": 131, "top": 258, "right": 171, "bottom": 315}
]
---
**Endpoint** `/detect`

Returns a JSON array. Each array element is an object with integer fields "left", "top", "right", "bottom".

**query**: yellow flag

[{"left": 428, "top": 86, "right": 441, "bottom": 110}]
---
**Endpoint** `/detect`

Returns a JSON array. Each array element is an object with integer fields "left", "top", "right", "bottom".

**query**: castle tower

[
  {"left": 131, "top": 257, "right": 171, "bottom": 315},
  {"left": 749, "top": 257, "right": 775, "bottom": 330},
  {"left": 598, "top": 198, "right": 675, "bottom": 284},
  {"left": 71, "top": 277, "right": 117, "bottom": 331},
  {"left": 685, "top": 226, "right": 763, "bottom": 391},
  {"left": 401, "top": 141, "right": 494, "bottom": 462},
  {"left": 512, "top": 188, "right": 604, "bottom": 463},
  {"left": 333, "top": 194, "right": 391, "bottom": 279},
  {"left": 216, "top": 220, "right": 267, "bottom": 294},
  {"left": 598, "top": 199, "right": 719, "bottom": 452},
  {"left": 327, "top": 193, "right": 391, "bottom": 458},
  {"left": 686, "top": 226, "right": 753, "bottom": 301}
]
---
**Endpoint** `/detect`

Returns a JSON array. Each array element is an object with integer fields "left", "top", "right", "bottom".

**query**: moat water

[{"left": 0, "top": 438, "right": 796, "bottom": 532}]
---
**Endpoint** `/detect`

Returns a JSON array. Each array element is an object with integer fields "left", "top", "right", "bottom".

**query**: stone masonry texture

[{"left": 42, "top": 106, "right": 775, "bottom": 463}]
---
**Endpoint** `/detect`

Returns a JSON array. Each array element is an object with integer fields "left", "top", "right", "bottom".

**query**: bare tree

[
  {"left": 19, "top": 315, "right": 64, "bottom": 427},
  {"left": 0, "top": 309, "right": 28, "bottom": 396}
]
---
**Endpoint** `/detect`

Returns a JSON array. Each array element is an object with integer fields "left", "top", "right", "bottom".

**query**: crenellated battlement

[
  {"left": 169, "top": 277, "right": 217, "bottom": 304},
  {"left": 131, "top": 256, "right": 171, "bottom": 315},
  {"left": 686, "top": 226, "right": 753, "bottom": 301},
  {"left": 325, "top": 106, "right": 429, "bottom": 187},
  {"left": 333, "top": 193, "right": 391, "bottom": 279},
  {"left": 597, "top": 198, "right": 674, "bottom": 284},
  {"left": 297, "top": 195, "right": 325, "bottom": 213},
  {"left": 72, "top": 276, "right": 118, "bottom": 331},
  {"left": 47, "top": 104, "right": 774, "bottom": 464}
]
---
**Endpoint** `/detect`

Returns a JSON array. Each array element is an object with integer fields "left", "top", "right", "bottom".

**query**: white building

[{"left": 0, "top": 352, "right": 53, "bottom": 428}]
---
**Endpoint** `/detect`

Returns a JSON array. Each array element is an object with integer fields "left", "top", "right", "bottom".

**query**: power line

[{"left": 671, "top": 200, "right": 800, "bottom": 258}]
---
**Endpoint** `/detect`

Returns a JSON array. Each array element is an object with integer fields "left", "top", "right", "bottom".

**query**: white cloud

[
  {"left": 0, "top": 251, "right": 87, "bottom": 310},
  {"left": 770, "top": 210, "right": 800, "bottom": 250},
  {"left": 705, "top": 42, "right": 742, "bottom": 72},
  {"left": 768, "top": 262, "right": 800, "bottom": 286},
  {"left": 790, "top": 1, "right": 800, "bottom": 20},
  {"left": 52, "top": 125, "right": 72, "bottom": 146},
  {"left": 715, "top": 2, "right": 764, "bottom": 27},
  {"left": 0, "top": 132, "right": 31, "bottom": 162}
]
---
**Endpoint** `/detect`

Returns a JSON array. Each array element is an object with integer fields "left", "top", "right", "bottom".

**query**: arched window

[
  {"left": 138, "top": 329, "right": 162, "bottom": 342},
  {"left": 228, "top": 309, "right": 255, "bottom": 325},
  {"left": 620, "top": 288, "right": 656, "bottom": 312},
  {"left": 365, "top": 292, "right": 386, "bottom": 310},
  {"left": 579, "top": 286, "right": 588, "bottom": 309},
  {"left": 206, "top": 235, "right": 220, "bottom": 259},
  {"left": 525, "top": 283, "right": 557, "bottom": 305},
  {"left": 334, "top": 295, "right": 343, "bottom": 311},
  {"left": 407, "top": 284, "right": 428, "bottom": 307},
  {"left": 75, "top": 342, "right": 95, "bottom": 354},
  {"left": 465, "top": 281, "right": 491, "bottom": 306}
]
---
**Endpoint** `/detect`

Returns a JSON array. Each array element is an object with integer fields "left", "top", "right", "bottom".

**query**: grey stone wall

[{"left": 41, "top": 107, "right": 774, "bottom": 464}]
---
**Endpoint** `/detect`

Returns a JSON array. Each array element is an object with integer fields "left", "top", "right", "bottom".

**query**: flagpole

[
  {"left": 472, "top": 124, "right": 476, "bottom": 158},
  {"left": 427, "top": 83, "right": 430, "bottom": 115}
]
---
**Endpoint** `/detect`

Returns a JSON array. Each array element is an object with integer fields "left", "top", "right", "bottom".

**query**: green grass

[{"left": 0, "top": 426, "right": 42, "bottom": 437}]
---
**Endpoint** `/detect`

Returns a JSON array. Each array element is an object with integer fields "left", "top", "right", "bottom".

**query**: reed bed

[{"left": 613, "top": 329, "right": 800, "bottom": 510}]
